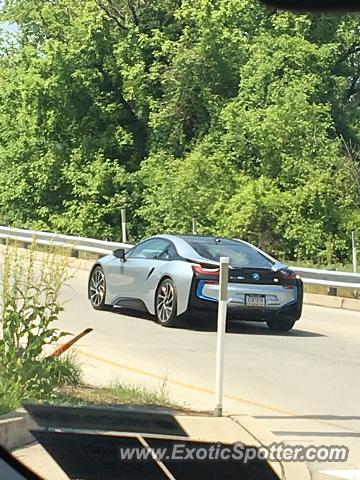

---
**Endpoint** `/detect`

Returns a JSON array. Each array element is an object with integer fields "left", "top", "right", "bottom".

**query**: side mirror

[{"left": 113, "top": 248, "right": 126, "bottom": 261}]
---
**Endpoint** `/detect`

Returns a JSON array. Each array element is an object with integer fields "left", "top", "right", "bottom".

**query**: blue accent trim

[
  {"left": 195, "top": 281, "right": 300, "bottom": 308},
  {"left": 196, "top": 280, "right": 218, "bottom": 303}
]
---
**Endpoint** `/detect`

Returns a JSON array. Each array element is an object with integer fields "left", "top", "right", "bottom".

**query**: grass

[
  {"left": 0, "top": 351, "right": 189, "bottom": 416},
  {"left": 52, "top": 379, "right": 186, "bottom": 411},
  {"left": 0, "top": 405, "right": 11, "bottom": 416},
  {"left": 51, "top": 352, "right": 84, "bottom": 386},
  {"left": 0, "top": 353, "right": 84, "bottom": 416},
  {"left": 104, "top": 381, "right": 171, "bottom": 405}
]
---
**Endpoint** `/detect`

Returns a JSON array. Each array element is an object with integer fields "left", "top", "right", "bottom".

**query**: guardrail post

[
  {"left": 214, "top": 257, "right": 229, "bottom": 417},
  {"left": 352, "top": 231, "right": 357, "bottom": 273},
  {"left": 326, "top": 268, "right": 337, "bottom": 296},
  {"left": 192, "top": 218, "right": 197, "bottom": 235},
  {"left": 121, "top": 208, "right": 127, "bottom": 244}
]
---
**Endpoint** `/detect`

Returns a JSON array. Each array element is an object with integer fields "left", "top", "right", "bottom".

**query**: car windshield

[{"left": 188, "top": 239, "right": 274, "bottom": 268}]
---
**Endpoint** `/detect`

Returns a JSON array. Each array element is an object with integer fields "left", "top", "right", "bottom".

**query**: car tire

[
  {"left": 89, "top": 266, "right": 109, "bottom": 311},
  {"left": 266, "top": 316, "right": 295, "bottom": 332},
  {"left": 155, "top": 278, "right": 179, "bottom": 327}
]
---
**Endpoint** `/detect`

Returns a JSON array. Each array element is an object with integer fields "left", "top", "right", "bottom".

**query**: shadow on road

[
  {"left": 185, "top": 318, "right": 325, "bottom": 337},
  {"left": 112, "top": 308, "right": 325, "bottom": 337},
  {"left": 112, "top": 307, "right": 152, "bottom": 321},
  {"left": 225, "top": 321, "right": 326, "bottom": 337}
]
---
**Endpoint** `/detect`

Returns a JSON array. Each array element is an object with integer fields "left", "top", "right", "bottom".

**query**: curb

[
  {"left": 0, "top": 409, "right": 37, "bottom": 451},
  {"left": 230, "top": 415, "right": 312, "bottom": 480},
  {"left": 304, "top": 293, "right": 360, "bottom": 312}
]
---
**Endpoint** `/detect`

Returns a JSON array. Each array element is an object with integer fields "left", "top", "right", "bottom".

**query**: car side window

[
  {"left": 157, "top": 243, "right": 178, "bottom": 260},
  {"left": 127, "top": 239, "right": 170, "bottom": 259}
]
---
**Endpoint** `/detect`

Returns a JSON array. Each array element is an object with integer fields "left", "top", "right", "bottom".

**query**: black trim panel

[
  {"left": 112, "top": 297, "right": 149, "bottom": 313},
  {"left": 187, "top": 276, "right": 303, "bottom": 323}
]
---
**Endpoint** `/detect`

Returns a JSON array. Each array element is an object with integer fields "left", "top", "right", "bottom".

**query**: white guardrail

[
  {"left": 0, "top": 226, "right": 133, "bottom": 257},
  {"left": 0, "top": 226, "right": 360, "bottom": 289}
]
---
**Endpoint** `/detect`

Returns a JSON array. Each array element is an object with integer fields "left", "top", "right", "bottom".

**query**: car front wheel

[
  {"left": 155, "top": 278, "right": 179, "bottom": 327},
  {"left": 89, "top": 266, "right": 109, "bottom": 311}
]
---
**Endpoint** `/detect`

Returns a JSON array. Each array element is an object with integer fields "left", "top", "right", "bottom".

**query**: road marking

[
  {"left": 73, "top": 348, "right": 308, "bottom": 415},
  {"left": 74, "top": 348, "right": 360, "bottom": 433}
]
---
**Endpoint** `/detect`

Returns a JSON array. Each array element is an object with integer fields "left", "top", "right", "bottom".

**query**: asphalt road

[{"left": 57, "top": 269, "right": 360, "bottom": 479}]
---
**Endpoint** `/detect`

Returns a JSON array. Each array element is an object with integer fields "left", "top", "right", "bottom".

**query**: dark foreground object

[
  {"left": 0, "top": 444, "right": 43, "bottom": 480},
  {"left": 32, "top": 430, "right": 279, "bottom": 480},
  {"left": 0, "top": 403, "right": 280, "bottom": 480}
]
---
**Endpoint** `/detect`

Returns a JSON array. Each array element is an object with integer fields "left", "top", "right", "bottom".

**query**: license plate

[{"left": 245, "top": 294, "right": 266, "bottom": 307}]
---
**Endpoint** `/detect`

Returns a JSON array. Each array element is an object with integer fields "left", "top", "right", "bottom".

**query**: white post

[
  {"left": 121, "top": 208, "right": 127, "bottom": 244},
  {"left": 192, "top": 218, "right": 197, "bottom": 235},
  {"left": 352, "top": 231, "right": 357, "bottom": 273},
  {"left": 214, "top": 257, "right": 229, "bottom": 417}
]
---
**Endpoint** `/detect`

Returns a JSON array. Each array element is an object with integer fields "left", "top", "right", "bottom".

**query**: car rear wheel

[
  {"left": 89, "top": 266, "right": 109, "bottom": 311},
  {"left": 155, "top": 278, "right": 179, "bottom": 327},
  {"left": 266, "top": 316, "right": 295, "bottom": 332}
]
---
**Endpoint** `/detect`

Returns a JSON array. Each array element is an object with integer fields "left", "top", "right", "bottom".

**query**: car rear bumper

[{"left": 188, "top": 278, "right": 303, "bottom": 321}]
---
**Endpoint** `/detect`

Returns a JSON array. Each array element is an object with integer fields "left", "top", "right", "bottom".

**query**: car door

[{"left": 109, "top": 238, "right": 171, "bottom": 300}]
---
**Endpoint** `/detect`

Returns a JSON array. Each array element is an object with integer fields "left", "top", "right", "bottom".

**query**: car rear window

[{"left": 188, "top": 240, "right": 274, "bottom": 269}]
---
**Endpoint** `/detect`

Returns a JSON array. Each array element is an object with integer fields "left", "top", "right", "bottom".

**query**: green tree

[{"left": 0, "top": 0, "right": 360, "bottom": 262}]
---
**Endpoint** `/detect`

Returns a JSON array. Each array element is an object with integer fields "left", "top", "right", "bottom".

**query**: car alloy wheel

[
  {"left": 155, "top": 278, "right": 178, "bottom": 327},
  {"left": 89, "top": 266, "right": 107, "bottom": 310}
]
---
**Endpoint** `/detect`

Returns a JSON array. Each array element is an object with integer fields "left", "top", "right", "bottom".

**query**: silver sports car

[{"left": 88, "top": 235, "right": 303, "bottom": 331}]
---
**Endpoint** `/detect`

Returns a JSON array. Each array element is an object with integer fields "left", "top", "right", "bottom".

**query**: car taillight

[
  {"left": 192, "top": 264, "right": 220, "bottom": 276},
  {"left": 278, "top": 268, "right": 299, "bottom": 288},
  {"left": 279, "top": 269, "right": 297, "bottom": 280}
]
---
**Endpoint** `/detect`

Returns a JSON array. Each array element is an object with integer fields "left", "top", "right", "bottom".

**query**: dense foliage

[
  {"left": 1, "top": 0, "right": 360, "bottom": 262},
  {"left": 0, "top": 243, "right": 81, "bottom": 413}
]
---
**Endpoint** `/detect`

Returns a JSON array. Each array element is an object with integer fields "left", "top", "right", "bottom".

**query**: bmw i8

[{"left": 88, "top": 235, "right": 303, "bottom": 331}]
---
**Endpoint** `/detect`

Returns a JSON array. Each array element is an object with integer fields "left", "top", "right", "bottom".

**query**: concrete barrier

[
  {"left": 341, "top": 297, "right": 360, "bottom": 312},
  {"left": 0, "top": 410, "right": 37, "bottom": 451},
  {"left": 304, "top": 293, "right": 360, "bottom": 312}
]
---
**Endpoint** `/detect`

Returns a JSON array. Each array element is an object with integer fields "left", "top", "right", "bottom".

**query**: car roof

[
  {"left": 158, "top": 234, "right": 242, "bottom": 243},
  {"left": 151, "top": 234, "right": 220, "bottom": 264},
  {"left": 152, "top": 234, "right": 254, "bottom": 265},
  {"left": 153, "top": 234, "right": 283, "bottom": 268},
  {"left": 175, "top": 235, "right": 240, "bottom": 244}
]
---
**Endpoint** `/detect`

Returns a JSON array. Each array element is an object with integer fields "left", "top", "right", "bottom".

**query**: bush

[{"left": 0, "top": 242, "right": 80, "bottom": 413}]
